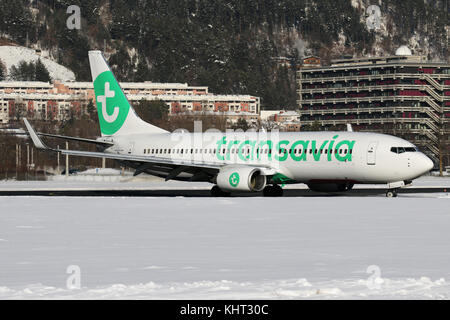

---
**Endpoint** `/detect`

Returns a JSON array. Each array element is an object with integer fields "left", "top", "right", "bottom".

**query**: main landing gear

[
  {"left": 385, "top": 189, "right": 399, "bottom": 198},
  {"left": 210, "top": 185, "right": 230, "bottom": 197},
  {"left": 263, "top": 185, "right": 284, "bottom": 197}
]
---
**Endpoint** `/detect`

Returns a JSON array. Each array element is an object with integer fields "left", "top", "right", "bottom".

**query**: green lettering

[
  {"left": 216, "top": 137, "right": 227, "bottom": 161},
  {"left": 311, "top": 140, "right": 329, "bottom": 161},
  {"left": 226, "top": 140, "right": 241, "bottom": 160},
  {"left": 274, "top": 140, "right": 290, "bottom": 162},
  {"left": 290, "top": 140, "right": 310, "bottom": 162},
  {"left": 334, "top": 140, "right": 356, "bottom": 162},
  {"left": 238, "top": 140, "right": 256, "bottom": 161},
  {"left": 328, "top": 135, "right": 339, "bottom": 161}
]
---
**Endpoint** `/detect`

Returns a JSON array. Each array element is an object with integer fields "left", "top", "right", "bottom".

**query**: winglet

[{"left": 23, "top": 118, "right": 49, "bottom": 150}]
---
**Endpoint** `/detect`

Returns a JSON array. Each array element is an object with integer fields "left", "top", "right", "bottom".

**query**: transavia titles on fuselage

[{"left": 24, "top": 51, "right": 434, "bottom": 198}]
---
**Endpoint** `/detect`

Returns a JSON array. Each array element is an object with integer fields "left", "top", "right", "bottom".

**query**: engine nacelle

[
  {"left": 216, "top": 166, "right": 267, "bottom": 192},
  {"left": 307, "top": 183, "right": 354, "bottom": 193}
]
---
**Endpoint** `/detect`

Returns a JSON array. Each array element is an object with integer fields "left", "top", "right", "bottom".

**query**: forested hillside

[{"left": 0, "top": 0, "right": 448, "bottom": 110}]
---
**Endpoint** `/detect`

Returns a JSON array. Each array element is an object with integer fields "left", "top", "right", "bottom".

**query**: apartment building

[
  {"left": 297, "top": 49, "right": 450, "bottom": 165},
  {"left": 0, "top": 81, "right": 260, "bottom": 123}
]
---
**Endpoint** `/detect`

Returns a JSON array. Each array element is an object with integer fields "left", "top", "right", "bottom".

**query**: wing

[{"left": 37, "top": 132, "right": 114, "bottom": 147}]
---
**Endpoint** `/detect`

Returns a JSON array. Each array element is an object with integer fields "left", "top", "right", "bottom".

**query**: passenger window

[{"left": 144, "top": 149, "right": 146, "bottom": 154}]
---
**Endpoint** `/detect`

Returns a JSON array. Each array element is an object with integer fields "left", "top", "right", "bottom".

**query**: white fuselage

[{"left": 104, "top": 131, "right": 433, "bottom": 185}]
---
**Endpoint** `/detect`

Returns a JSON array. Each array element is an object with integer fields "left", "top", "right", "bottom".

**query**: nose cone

[{"left": 420, "top": 154, "right": 434, "bottom": 174}]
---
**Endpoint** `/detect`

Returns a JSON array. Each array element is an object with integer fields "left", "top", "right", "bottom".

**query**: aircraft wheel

[
  {"left": 210, "top": 186, "right": 230, "bottom": 197},
  {"left": 263, "top": 185, "right": 284, "bottom": 197},
  {"left": 386, "top": 189, "right": 398, "bottom": 198}
]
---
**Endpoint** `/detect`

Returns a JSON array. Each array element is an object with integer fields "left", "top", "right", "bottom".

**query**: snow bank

[{"left": 1, "top": 277, "right": 449, "bottom": 300}]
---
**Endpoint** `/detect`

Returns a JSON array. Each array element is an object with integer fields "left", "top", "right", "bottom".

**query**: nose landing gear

[
  {"left": 386, "top": 189, "right": 398, "bottom": 198},
  {"left": 385, "top": 181, "right": 411, "bottom": 198}
]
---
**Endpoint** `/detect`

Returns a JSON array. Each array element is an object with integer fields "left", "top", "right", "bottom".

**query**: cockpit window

[{"left": 391, "top": 147, "right": 418, "bottom": 154}]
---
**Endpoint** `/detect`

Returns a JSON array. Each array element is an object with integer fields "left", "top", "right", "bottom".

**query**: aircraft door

[{"left": 367, "top": 141, "right": 378, "bottom": 165}]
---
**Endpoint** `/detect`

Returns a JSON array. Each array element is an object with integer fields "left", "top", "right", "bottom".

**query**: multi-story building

[
  {"left": 260, "top": 110, "right": 301, "bottom": 131},
  {"left": 297, "top": 49, "right": 450, "bottom": 165},
  {"left": 0, "top": 81, "right": 260, "bottom": 124}
]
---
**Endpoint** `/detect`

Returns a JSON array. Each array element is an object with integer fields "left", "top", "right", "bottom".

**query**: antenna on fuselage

[{"left": 346, "top": 124, "right": 354, "bottom": 132}]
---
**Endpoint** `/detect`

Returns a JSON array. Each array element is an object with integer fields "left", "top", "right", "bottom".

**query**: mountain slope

[{"left": 0, "top": 0, "right": 448, "bottom": 109}]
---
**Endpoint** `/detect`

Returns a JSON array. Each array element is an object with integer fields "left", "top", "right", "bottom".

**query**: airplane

[{"left": 24, "top": 50, "right": 434, "bottom": 198}]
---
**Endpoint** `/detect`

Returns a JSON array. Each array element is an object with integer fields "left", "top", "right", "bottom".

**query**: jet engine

[{"left": 216, "top": 166, "right": 266, "bottom": 192}]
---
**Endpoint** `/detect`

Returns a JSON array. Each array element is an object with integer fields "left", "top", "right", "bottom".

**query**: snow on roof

[
  {"left": 128, "top": 94, "right": 259, "bottom": 102},
  {"left": 0, "top": 93, "right": 75, "bottom": 100},
  {"left": 0, "top": 81, "right": 52, "bottom": 88},
  {"left": 56, "top": 82, "right": 209, "bottom": 91}
]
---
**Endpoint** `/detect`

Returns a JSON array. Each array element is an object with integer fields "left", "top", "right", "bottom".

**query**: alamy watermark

[
  {"left": 66, "top": 5, "right": 81, "bottom": 30},
  {"left": 66, "top": 265, "right": 81, "bottom": 290},
  {"left": 366, "top": 5, "right": 382, "bottom": 31},
  {"left": 366, "top": 265, "right": 384, "bottom": 290}
]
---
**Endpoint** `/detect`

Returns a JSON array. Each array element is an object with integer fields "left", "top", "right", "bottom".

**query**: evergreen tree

[
  {"left": 10, "top": 61, "right": 35, "bottom": 81},
  {"left": 86, "top": 99, "right": 98, "bottom": 121},
  {"left": 34, "top": 59, "right": 51, "bottom": 82},
  {"left": 232, "top": 118, "right": 250, "bottom": 131},
  {"left": 134, "top": 99, "right": 169, "bottom": 126},
  {"left": 9, "top": 60, "right": 51, "bottom": 82},
  {"left": 0, "top": 59, "right": 5, "bottom": 81}
]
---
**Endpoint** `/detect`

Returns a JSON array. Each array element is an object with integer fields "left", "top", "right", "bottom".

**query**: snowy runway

[{"left": 1, "top": 194, "right": 450, "bottom": 299}]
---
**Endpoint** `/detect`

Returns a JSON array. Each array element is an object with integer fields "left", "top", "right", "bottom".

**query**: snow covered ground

[
  {"left": 0, "top": 45, "right": 75, "bottom": 81},
  {"left": 1, "top": 192, "right": 450, "bottom": 299}
]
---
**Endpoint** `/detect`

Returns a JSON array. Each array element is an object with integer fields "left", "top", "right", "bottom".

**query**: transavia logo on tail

[
  {"left": 229, "top": 172, "right": 240, "bottom": 187},
  {"left": 94, "top": 71, "right": 130, "bottom": 135}
]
